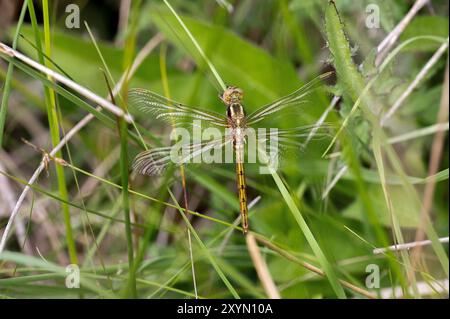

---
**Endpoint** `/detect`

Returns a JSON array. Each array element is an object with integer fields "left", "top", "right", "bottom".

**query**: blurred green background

[{"left": 0, "top": 0, "right": 448, "bottom": 299}]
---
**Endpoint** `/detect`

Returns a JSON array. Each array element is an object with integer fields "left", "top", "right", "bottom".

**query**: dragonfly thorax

[{"left": 227, "top": 103, "right": 246, "bottom": 127}]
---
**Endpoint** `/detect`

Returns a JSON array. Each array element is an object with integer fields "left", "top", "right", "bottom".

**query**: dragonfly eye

[{"left": 222, "top": 86, "right": 244, "bottom": 105}]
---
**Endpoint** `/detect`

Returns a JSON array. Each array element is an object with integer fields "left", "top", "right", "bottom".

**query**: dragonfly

[{"left": 128, "top": 72, "right": 333, "bottom": 234}]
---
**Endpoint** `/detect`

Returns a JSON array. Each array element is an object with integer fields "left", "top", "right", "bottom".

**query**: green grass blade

[
  {"left": 0, "top": 251, "right": 117, "bottom": 298},
  {"left": 269, "top": 168, "right": 347, "bottom": 298},
  {"left": 35, "top": 0, "right": 78, "bottom": 265},
  {"left": 167, "top": 188, "right": 241, "bottom": 299},
  {"left": 163, "top": 0, "right": 227, "bottom": 91},
  {"left": 117, "top": 0, "right": 142, "bottom": 298},
  {"left": 0, "top": 0, "right": 28, "bottom": 147}
]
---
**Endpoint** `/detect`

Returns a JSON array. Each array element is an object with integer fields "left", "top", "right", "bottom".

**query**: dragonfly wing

[
  {"left": 128, "top": 88, "right": 228, "bottom": 128},
  {"left": 132, "top": 138, "right": 232, "bottom": 176},
  {"left": 254, "top": 123, "right": 334, "bottom": 157},
  {"left": 132, "top": 145, "right": 173, "bottom": 176},
  {"left": 246, "top": 72, "right": 333, "bottom": 126}
]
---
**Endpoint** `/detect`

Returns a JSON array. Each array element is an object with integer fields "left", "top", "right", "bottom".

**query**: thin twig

[
  {"left": 410, "top": 57, "right": 449, "bottom": 271},
  {"left": 253, "top": 234, "right": 377, "bottom": 299},
  {"left": 115, "top": 0, "right": 131, "bottom": 46},
  {"left": 0, "top": 42, "right": 133, "bottom": 122},
  {"left": 246, "top": 233, "right": 281, "bottom": 299},
  {"left": 0, "top": 162, "right": 32, "bottom": 254},
  {"left": 217, "top": 196, "right": 261, "bottom": 255},
  {"left": 76, "top": 147, "right": 120, "bottom": 199},
  {"left": 381, "top": 39, "right": 449, "bottom": 125},
  {"left": 375, "top": 0, "right": 429, "bottom": 66},
  {"left": 0, "top": 150, "right": 67, "bottom": 263},
  {"left": 322, "top": 164, "right": 348, "bottom": 199},
  {"left": 388, "top": 122, "right": 449, "bottom": 144},
  {"left": 373, "top": 237, "right": 449, "bottom": 254},
  {"left": 215, "top": 0, "right": 233, "bottom": 13},
  {"left": 0, "top": 35, "right": 163, "bottom": 253},
  {"left": 379, "top": 279, "right": 448, "bottom": 298}
]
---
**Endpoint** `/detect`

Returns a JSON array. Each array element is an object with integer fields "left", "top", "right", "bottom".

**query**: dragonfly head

[{"left": 221, "top": 86, "right": 244, "bottom": 105}]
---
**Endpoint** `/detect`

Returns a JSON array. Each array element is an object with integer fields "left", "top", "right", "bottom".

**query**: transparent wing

[
  {"left": 128, "top": 88, "right": 228, "bottom": 128},
  {"left": 132, "top": 137, "right": 232, "bottom": 176},
  {"left": 132, "top": 123, "right": 333, "bottom": 175},
  {"left": 249, "top": 123, "right": 334, "bottom": 159},
  {"left": 246, "top": 72, "right": 333, "bottom": 126}
]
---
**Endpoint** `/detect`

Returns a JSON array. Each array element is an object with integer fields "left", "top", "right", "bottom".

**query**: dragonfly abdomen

[
  {"left": 233, "top": 130, "right": 248, "bottom": 233},
  {"left": 236, "top": 161, "right": 249, "bottom": 234},
  {"left": 229, "top": 104, "right": 249, "bottom": 233}
]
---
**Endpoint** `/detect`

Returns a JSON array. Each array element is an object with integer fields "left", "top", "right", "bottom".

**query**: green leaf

[
  {"left": 342, "top": 184, "right": 421, "bottom": 228},
  {"left": 400, "top": 16, "right": 449, "bottom": 52},
  {"left": 324, "top": 1, "right": 365, "bottom": 102}
]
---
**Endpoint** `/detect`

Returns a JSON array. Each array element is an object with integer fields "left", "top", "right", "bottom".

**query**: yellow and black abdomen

[{"left": 236, "top": 161, "right": 249, "bottom": 234}]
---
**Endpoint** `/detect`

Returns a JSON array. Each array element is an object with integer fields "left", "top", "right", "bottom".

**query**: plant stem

[{"left": 40, "top": 0, "right": 78, "bottom": 264}]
